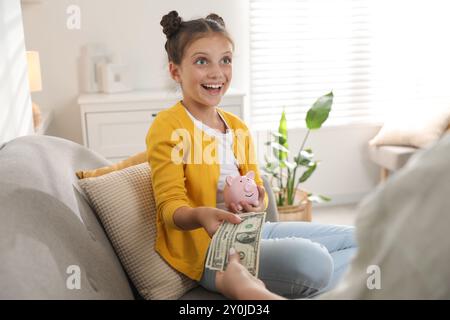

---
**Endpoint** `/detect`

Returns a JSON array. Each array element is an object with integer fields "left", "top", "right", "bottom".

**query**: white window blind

[{"left": 250, "top": 0, "right": 376, "bottom": 130}]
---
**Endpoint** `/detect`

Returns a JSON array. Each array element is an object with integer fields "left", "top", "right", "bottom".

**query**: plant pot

[{"left": 277, "top": 190, "right": 312, "bottom": 222}]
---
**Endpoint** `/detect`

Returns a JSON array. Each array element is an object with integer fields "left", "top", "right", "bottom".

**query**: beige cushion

[
  {"left": 76, "top": 151, "right": 146, "bottom": 179},
  {"left": 78, "top": 163, "right": 197, "bottom": 300},
  {"left": 369, "top": 109, "right": 450, "bottom": 148}
]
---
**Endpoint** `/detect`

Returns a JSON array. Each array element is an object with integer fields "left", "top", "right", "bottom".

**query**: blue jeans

[{"left": 199, "top": 221, "right": 357, "bottom": 299}]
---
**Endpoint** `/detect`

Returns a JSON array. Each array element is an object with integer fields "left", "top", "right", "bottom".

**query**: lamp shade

[{"left": 26, "top": 51, "right": 42, "bottom": 92}]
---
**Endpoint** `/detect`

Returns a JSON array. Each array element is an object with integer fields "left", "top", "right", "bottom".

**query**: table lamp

[{"left": 26, "top": 51, "right": 43, "bottom": 130}]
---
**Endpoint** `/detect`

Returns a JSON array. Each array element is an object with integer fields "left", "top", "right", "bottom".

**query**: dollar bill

[{"left": 205, "top": 212, "right": 266, "bottom": 277}]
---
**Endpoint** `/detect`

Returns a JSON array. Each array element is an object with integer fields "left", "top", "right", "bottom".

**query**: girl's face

[{"left": 170, "top": 34, "right": 233, "bottom": 109}]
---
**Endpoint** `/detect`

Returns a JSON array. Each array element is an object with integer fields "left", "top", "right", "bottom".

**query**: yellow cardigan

[{"left": 146, "top": 101, "right": 268, "bottom": 280}]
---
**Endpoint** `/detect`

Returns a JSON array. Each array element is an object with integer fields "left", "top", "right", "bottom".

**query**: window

[
  {"left": 250, "top": 0, "right": 450, "bottom": 130},
  {"left": 250, "top": 0, "right": 375, "bottom": 130},
  {"left": 369, "top": 0, "right": 450, "bottom": 121}
]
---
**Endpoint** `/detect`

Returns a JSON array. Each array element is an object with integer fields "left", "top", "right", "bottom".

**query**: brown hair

[{"left": 160, "top": 11, "right": 234, "bottom": 65}]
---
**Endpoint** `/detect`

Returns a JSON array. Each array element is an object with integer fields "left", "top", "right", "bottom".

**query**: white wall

[
  {"left": 0, "top": 0, "right": 33, "bottom": 144},
  {"left": 21, "top": 0, "right": 249, "bottom": 144}
]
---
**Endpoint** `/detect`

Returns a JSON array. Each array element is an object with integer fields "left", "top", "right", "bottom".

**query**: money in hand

[{"left": 205, "top": 212, "right": 266, "bottom": 277}]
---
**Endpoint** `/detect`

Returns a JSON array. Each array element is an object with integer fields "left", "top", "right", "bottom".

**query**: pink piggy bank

[{"left": 223, "top": 171, "right": 260, "bottom": 210}]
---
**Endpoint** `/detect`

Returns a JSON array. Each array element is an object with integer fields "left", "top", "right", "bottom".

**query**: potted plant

[{"left": 262, "top": 92, "right": 334, "bottom": 221}]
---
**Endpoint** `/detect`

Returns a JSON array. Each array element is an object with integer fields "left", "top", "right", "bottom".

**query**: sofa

[
  {"left": 368, "top": 144, "right": 418, "bottom": 181},
  {"left": 368, "top": 117, "right": 450, "bottom": 182},
  {"left": 0, "top": 135, "right": 279, "bottom": 299}
]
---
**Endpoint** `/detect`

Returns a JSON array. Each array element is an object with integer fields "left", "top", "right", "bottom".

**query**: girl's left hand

[{"left": 229, "top": 185, "right": 266, "bottom": 213}]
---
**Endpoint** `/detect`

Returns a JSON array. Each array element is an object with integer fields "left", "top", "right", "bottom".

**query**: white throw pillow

[{"left": 78, "top": 163, "right": 197, "bottom": 300}]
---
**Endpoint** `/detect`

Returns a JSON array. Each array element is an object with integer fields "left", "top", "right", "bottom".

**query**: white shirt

[{"left": 183, "top": 106, "right": 240, "bottom": 210}]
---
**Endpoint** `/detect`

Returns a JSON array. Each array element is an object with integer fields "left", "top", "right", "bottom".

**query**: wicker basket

[{"left": 277, "top": 190, "right": 312, "bottom": 222}]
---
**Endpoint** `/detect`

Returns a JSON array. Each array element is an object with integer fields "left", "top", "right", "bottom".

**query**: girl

[{"left": 146, "top": 10, "right": 357, "bottom": 299}]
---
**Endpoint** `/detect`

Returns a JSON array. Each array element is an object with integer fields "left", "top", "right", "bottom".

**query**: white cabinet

[{"left": 79, "top": 90, "right": 245, "bottom": 162}]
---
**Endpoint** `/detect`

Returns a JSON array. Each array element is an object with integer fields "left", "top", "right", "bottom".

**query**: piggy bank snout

[{"left": 244, "top": 182, "right": 253, "bottom": 192}]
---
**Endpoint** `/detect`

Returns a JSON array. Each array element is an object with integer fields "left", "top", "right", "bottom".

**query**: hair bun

[
  {"left": 160, "top": 10, "right": 182, "bottom": 38},
  {"left": 206, "top": 13, "right": 225, "bottom": 28}
]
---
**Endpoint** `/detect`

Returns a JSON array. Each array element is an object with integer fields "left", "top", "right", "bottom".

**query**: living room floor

[{"left": 312, "top": 204, "right": 358, "bottom": 226}]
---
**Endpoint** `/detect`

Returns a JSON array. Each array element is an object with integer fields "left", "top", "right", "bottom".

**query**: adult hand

[
  {"left": 216, "top": 248, "right": 270, "bottom": 300},
  {"left": 228, "top": 185, "right": 266, "bottom": 214},
  {"left": 196, "top": 207, "right": 242, "bottom": 238}
]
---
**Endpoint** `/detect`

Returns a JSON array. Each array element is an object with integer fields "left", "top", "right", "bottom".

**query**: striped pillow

[{"left": 78, "top": 162, "right": 197, "bottom": 299}]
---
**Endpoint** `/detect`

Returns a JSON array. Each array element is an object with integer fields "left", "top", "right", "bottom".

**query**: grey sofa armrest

[
  {"left": 368, "top": 144, "right": 418, "bottom": 182},
  {"left": 261, "top": 175, "right": 279, "bottom": 222}
]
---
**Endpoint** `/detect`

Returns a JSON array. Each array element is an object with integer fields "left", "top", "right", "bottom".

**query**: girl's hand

[
  {"left": 195, "top": 207, "right": 242, "bottom": 238},
  {"left": 228, "top": 185, "right": 266, "bottom": 214}
]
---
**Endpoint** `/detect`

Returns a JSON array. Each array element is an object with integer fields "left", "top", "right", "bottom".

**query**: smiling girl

[{"left": 146, "top": 11, "right": 357, "bottom": 298}]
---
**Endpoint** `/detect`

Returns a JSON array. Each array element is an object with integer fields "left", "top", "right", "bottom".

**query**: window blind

[{"left": 250, "top": 0, "right": 377, "bottom": 130}]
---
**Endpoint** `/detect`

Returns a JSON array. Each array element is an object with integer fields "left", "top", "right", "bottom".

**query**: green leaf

[
  {"left": 298, "top": 162, "right": 317, "bottom": 183},
  {"left": 294, "top": 149, "right": 314, "bottom": 166},
  {"left": 302, "top": 161, "right": 316, "bottom": 168},
  {"left": 307, "top": 193, "right": 331, "bottom": 203},
  {"left": 306, "top": 91, "right": 333, "bottom": 130},
  {"left": 281, "top": 160, "right": 296, "bottom": 171},
  {"left": 301, "top": 149, "right": 314, "bottom": 158},
  {"left": 264, "top": 160, "right": 279, "bottom": 172},
  {"left": 271, "top": 131, "right": 283, "bottom": 138},
  {"left": 269, "top": 142, "right": 290, "bottom": 153},
  {"left": 319, "top": 194, "right": 331, "bottom": 202},
  {"left": 278, "top": 110, "right": 289, "bottom": 162},
  {"left": 262, "top": 169, "right": 279, "bottom": 180}
]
